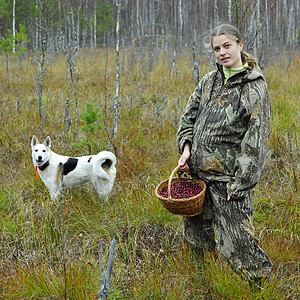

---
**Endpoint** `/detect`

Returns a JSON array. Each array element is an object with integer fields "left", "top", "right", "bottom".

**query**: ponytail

[{"left": 241, "top": 51, "right": 258, "bottom": 70}]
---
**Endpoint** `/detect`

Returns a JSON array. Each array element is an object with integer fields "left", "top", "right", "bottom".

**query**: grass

[{"left": 0, "top": 49, "right": 299, "bottom": 299}]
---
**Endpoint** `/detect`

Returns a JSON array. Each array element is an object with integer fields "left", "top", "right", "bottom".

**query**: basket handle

[{"left": 168, "top": 165, "right": 181, "bottom": 200}]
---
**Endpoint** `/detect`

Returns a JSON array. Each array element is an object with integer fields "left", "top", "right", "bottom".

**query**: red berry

[{"left": 158, "top": 181, "right": 202, "bottom": 199}]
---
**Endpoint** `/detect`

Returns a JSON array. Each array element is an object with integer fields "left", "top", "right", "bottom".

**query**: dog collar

[
  {"left": 38, "top": 160, "right": 50, "bottom": 171},
  {"left": 35, "top": 161, "right": 50, "bottom": 180},
  {"left": 35, "top": 166, "right": 40, "bottom": 180}
]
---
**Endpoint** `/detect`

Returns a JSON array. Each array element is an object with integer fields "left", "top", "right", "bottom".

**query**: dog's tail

[{"left": 92, "top": 151, "right": 117, "bottom": 180}]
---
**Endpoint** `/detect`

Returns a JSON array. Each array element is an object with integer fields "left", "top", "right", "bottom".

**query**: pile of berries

[{"left": 159, "top": 181, "right": 202, "bottom": 199}]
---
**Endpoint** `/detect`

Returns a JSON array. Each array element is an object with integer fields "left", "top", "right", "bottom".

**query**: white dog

[{"left": 31, "top": 135, "right": 116, "bottom": 200}]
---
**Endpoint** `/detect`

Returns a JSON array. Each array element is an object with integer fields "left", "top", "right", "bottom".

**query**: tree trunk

[
  {"left": 94, "top": 0, "right": 97, "bottom": 48},
  {"left": 257, "top": 0, "right": 260, "bottom": 52},
  {"left": 179, "top": 0, "right": 183, "bottom": 46},
  {"left": 228, "top": 0, "right": 232, "bottom": 23},
  {"left": 113, "top": 0, "right": 121, "bottom": 138},
  {"left": 13, "top": 0, "right": 16, "bottom": 53},
  {"left": 214, "top": 0, "right": 219, "bottom": 26},
  {"left": 192, "top": 39, "right": 199, "bottom": 87}
]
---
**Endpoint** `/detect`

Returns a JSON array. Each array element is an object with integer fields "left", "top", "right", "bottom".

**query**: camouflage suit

[{"left": 177, "top": 63, "right": 273, "bottom": 280}]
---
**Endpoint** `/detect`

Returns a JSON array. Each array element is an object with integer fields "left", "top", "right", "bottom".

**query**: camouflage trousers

[{"left": 183, "top": 181, "right": 273, "bottom": 281}]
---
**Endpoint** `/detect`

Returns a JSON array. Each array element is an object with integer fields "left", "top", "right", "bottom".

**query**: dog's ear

[
  {"left": 31, "top": 135, "right": 39, "bottom": 147},
  {"left": 44, "top": 136, "right": 51, "bottom": 148}
]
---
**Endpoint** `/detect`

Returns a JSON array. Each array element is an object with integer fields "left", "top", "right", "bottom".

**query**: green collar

[{"left": 223, "top": 64, "right": 247, "bottom": 83}]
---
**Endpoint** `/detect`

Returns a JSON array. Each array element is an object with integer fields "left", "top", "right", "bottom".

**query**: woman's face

[{"left": 212, "top": 34, "right": 243, "bottom": 69}]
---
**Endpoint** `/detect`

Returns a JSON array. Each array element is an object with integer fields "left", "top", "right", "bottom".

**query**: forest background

[{"left": 0, "top": 0, "right": 299, "bottom": 299}]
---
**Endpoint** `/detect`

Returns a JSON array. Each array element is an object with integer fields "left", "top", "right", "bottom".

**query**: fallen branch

[
  {"left": 287, "top": 123, "right": 298, "bottom": 192},
  {"left": 98, "top": 239, "right": 117, "bottom": 299}
]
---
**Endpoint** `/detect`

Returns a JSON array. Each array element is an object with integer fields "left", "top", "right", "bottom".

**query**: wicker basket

[{"left": 155, "top": 165, "right": 206, "bottom": 217}]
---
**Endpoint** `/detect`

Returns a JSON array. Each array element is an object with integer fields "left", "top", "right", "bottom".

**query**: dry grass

[{"left": 0, "top": 49, "right": 299, "bottom": 299}]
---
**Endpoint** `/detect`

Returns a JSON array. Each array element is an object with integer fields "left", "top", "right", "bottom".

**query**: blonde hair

[{"left": 210, "top": 24, "right": 258, "bottom": 70}]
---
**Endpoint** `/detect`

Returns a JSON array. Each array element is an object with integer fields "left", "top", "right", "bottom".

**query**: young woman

[{"left": 177, "top": 24, "right": 273, "bottom": 284}]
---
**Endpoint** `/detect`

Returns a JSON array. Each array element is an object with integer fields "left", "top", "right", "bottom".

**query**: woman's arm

[
  {"left": 227, "top": 80, "right": 271, "bottom": 199},
  {"left": 178, "top": 143, "right": 191, "bottom": 172},
  {"left": 176, "top": 79, "right": 204, "bottom": 155}
]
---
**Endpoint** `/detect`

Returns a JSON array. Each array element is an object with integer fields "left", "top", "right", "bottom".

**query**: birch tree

[
  {"left": 63, "top": 4, "right": 86, "bottom": 142},
  {"left": 93, "top": 0, "right": 97, "bottom": 48},
  {"left": 214, "top": 0, "right": 219, "bottom": 26},
  {"left": 178, "top": 0, "right": 183, "bottom": 45},
  {"left": 112, "top": 0, "right": 121, "bottom": 138},
  {"left": 31, "top": 0, "right": 57, "bottom": 130},
  {"left": 12, "top": 0, "right": 15, "bottom": 53},
  {"left": 228, "top": 0, "right": 232, "bottom": 23}
]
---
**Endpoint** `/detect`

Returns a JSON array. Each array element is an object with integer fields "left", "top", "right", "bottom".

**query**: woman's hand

[{"left": 178, "top": 143, "right": 191, "bottom": 173}]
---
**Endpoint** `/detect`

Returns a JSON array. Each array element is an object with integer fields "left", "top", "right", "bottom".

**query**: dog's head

[{"left": 31, "top": 135, "right": 52, "bottom": 167}]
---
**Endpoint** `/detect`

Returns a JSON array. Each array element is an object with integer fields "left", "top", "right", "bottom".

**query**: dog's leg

[
  {"left": 47, "top": 163, "right": 64, "bottom": 200},
  {"left": 50, "top": 190, "right": 61, "bottom": 199}
]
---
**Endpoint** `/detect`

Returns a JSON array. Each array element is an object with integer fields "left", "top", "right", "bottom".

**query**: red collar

[
  {"left": 35, "top": 166, "right": 40, "bottom": 180},
  {"left": 35, "top": 161, "right": 50, "bottom": 180}
]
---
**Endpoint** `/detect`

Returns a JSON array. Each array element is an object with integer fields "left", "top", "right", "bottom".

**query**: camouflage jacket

[{"left": 177, "top": 63, "right": 271, "bottom": 199}]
